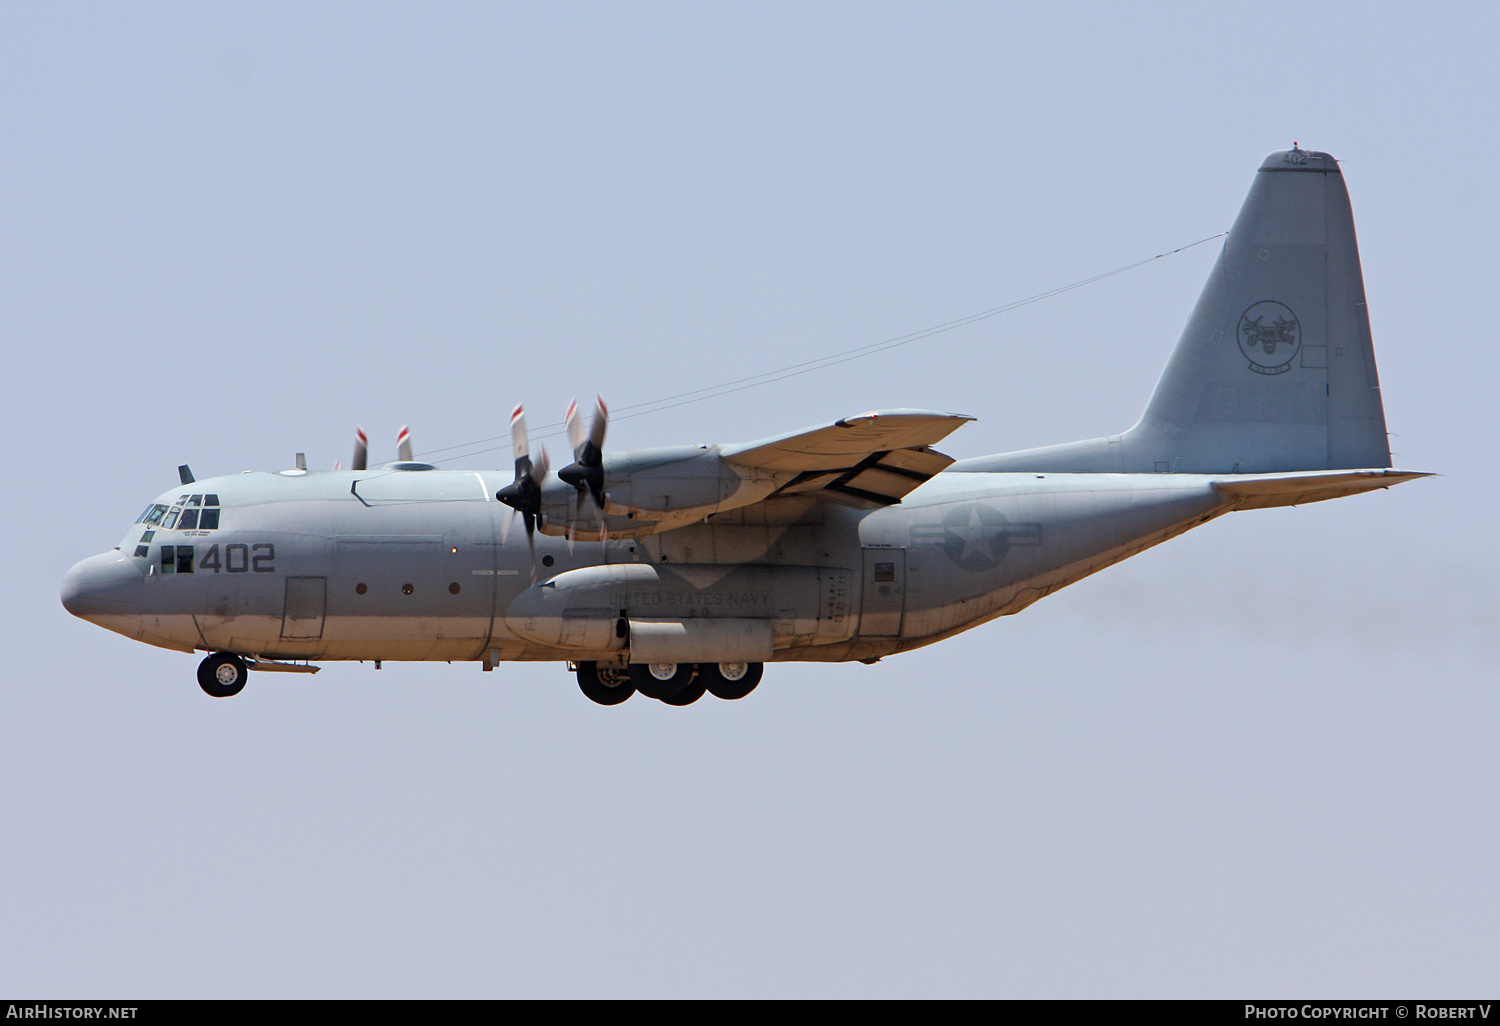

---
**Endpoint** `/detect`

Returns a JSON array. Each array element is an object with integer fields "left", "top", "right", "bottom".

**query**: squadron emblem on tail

[{"left": 1238, "top": 300, "right": 1302, "bottom": 374}]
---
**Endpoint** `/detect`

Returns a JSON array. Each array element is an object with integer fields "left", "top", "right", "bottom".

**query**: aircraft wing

[{"left": 722, "top": 409, "right": 974, "bottom": 507}]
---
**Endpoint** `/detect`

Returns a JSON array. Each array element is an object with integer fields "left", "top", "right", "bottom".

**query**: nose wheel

[{"left": 197, "top": 652, "right": 249, "bottom": 698}]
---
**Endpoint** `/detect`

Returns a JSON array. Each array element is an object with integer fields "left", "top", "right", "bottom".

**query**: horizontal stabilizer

[{"left": 1213, "top": 469, "right": 1431, "bottom": 510}]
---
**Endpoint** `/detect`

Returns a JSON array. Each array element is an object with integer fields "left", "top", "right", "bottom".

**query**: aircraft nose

[{"left": 61, "top": 551, "right": 145, "bottom": 623}]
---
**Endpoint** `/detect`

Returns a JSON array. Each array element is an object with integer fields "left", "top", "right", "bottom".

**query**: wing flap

[{"left": 772, "top": 447, "right": 959, "bottom": 508}]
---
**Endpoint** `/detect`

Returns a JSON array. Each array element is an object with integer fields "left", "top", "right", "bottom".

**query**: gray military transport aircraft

[{"left": 61, "top": 148, "right": 1427, "bottom": 705}]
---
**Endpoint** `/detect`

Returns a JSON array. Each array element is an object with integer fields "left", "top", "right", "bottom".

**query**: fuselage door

[
  {"left": 281, "top": 577, "right": 327, "bottom": 639},
  {"left": 859, "top": 548, "right": 905, "bottom": 637}
]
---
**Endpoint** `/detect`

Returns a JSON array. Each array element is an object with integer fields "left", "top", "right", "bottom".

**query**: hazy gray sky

[{"left": 3, "top": 1, "right": 1496, "bottom": 997}]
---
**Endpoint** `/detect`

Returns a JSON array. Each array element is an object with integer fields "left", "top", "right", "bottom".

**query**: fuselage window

[
  {"left": 179, "top": 509, "right": 200, "bottom": 530},
  {"left": 160, "top": 545, "right": 193, "bottom": 574}
]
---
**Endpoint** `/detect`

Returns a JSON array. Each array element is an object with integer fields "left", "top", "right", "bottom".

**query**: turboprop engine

[
  {"left": 537, "top": 445, "right": 780, "bottom": 539},
  {"left": 517, "top": 398, "right": 969, "bottom": 544}
]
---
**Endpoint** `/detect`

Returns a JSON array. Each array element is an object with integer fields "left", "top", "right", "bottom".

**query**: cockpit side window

[
  {"left": 199, "top": 508, "right": 220, "bottom": 529},
  {"left": 178, "top": 509, "right": 200, "bottom": 530}
]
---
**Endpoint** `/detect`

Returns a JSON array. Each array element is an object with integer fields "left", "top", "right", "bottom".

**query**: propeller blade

[
  {"left": 558, "top": 394, "right": 607, "bottom": 511},
  {"left": 396, "top": 425, "right": 413, "bottom": 462},
  {"left": 497, "top": 405, "right": 546, "bottom": 573},
  {"left": 523, "top": 510, "right": 537, "bottom": 582},
  {"left": 588, "top": 395, "right": 608, "bottom": 454},
  {"left": 509, "top": 405, "right": 529, "bottom": 463},
  {"left": 352, "top": 427, "right": 368, "bottom": 472},
  {"left": 565, "top": 398, "right": 586, "bottom": 460}
]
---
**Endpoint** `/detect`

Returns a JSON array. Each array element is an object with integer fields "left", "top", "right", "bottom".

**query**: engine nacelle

[{"left": 536, "top": 446, "right": 778, "bottom": 539}]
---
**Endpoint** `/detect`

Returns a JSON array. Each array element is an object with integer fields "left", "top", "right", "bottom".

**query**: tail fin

[{"left": 969, "top": 148, "right": 1391, "bottom": 474}]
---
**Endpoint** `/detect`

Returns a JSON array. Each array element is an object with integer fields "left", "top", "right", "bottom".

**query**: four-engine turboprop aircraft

[{"left": 61, "top": 148, "right": 1428, "bottom": 705}]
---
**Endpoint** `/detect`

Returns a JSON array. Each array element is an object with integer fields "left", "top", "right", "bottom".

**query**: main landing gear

[
  {"left": 575, "top": 661, "right": 763, "bottom": 707},
  {"left": 198, "top": 652, "right": 249, "bottom": 698}
]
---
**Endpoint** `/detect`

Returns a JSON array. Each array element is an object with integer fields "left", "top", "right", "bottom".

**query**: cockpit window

[{"left": 134, "top": 496, "right": 220, "bottom": 533}]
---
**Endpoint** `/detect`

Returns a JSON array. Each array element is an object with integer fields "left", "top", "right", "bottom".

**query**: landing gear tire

[
  {"left": 577, "top": 662, "right": 635, "bottom": 706},
  {"left": 629, "top": 662, "right": 696, "bottom": 701},
  {"left": 198, "top": 652, "right": 248, "bottom": 698},
  {"left": 659, "top": 676, "right": 708, "bottom": 706},
  {"left": 700, "top": 661, "right": 763, "bottom": 701}
]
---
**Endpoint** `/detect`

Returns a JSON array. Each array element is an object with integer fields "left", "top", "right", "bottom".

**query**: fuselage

[{"left": 61, "top": 462, "right": 1229, "bottom": 666}]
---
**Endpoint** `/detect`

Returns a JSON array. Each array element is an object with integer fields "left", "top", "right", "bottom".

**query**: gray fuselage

[{"left": 64, "top": 462, "right": 1226, "bottom": 666}]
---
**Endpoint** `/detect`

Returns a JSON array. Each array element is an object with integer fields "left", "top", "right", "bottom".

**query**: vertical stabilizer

[
  {"left": 961, "top": 149, "right": 1391, "bottom": 475},
  {"left": 1132, "top": 147, "right": 1389, "bottom": 473}
]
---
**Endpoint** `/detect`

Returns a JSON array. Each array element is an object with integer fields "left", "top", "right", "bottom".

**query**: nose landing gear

[{"left": 197, "top": 652, "right": 249, "bottom": 698}]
